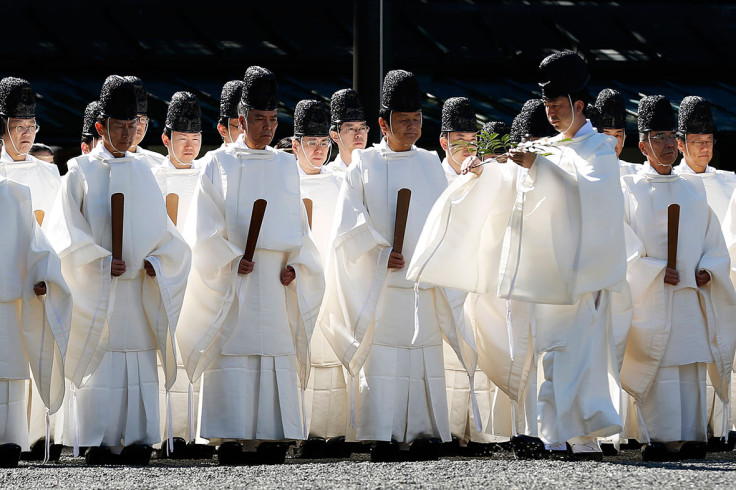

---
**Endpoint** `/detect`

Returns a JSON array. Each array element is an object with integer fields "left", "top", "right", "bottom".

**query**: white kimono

[
  {"left": 152, "top": 157, "right": 202, "bottom": 443},
  {"left": 318, "top": 139, "right": 478, "bottom": 444},
  {"left": 0, "top": 177, "right": 70, "bottom": 451},
  {"left": 131, "top": 146, "right": 165, "bottom": 169},
  {"left": 44, "top": 145, "right": 191, "bottom": 451},
  {"left": 176, "top": 136, "right": 324, "bottom": 443},
  {"left": 326, "top": 154, "right": 349, "bottom": 178},
  {"left": 408, "top": 124, "right": 629, "bottom": 445},
  {"left": 298, "top": 167, "right": 348, "bottom": 439},
  {"left": 620, "top": 165, "right": 736, "bottom": 443}
]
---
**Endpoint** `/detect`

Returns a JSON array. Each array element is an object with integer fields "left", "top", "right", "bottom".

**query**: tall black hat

[
  {"left": 241, "top": 66, "right": 278, "bottom": 111},
  {"left": 125, "top": 76, "right": 148, "bottom": 116},
  {"left": 330, "top": 88, "right": 365, "bottom": 125},
  {"left": 82, "top": 100, "right": 102, "bottom": 137},
  {"left": 595, "top": 89, "right": 627, "bottom": 130},
  {"left": 511, "top": 99, "right": 556, "bottom": 142},
  {"left": 637, "top": 95, "right": 675, "bottom": 133},
  {"left": 99, "top": 75, "right": 138, "bottom": 120},
  {"left": 481, "top": 121, "right": 510, "bottom": 137},
  {"left": 538, "top": 51, "right": 590, "bottom": 99},
  {"left": 166, "top": 91, "right": 202, "bottom": 133},
  {"left": 380, "top": 70, "right": 423, "bottom": 115},
  {"left": 585, "top": 103, "right": 603, "bottom": 132},
  {"left": 678, "top": 96, "right": 714, "bottom": 135},
  {"left": 441, "top": 97, "right": 477, "bottom": 132},
  {"left": 0, "top": 77, "right": 35, "bottom": 119},
  {"left": 294, "top": 100, "right": 329, "bottom": 137},
  {"left": 220, "top": 80, "right": 243, "bottom": 119}
]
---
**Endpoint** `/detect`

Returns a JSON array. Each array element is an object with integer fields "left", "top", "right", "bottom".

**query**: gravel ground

[{"left": 3, "top": 447, "right": 736, "bottom": 489}]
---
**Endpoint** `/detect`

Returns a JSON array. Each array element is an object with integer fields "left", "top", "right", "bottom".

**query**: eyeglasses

[
  {"left": 685, "top": 139, "right": 715, "bottom": 148},
  {"left": 12, "top": 124, "right": 40, "bottom": 135},
  {"left": 340, "top": 125, "right": 369, "bottom": 135},
  {"left": 649, "top": 133, "right": 677, "bottom": 143},
  {"left": 229, "top": 123, "right": 240, "bottom": 129},
  {"left": 302, "top": 139, "right": 331, "bottom": 149},
  {"left": 137, "top": 116, "right": 149, "bottom": 125}
]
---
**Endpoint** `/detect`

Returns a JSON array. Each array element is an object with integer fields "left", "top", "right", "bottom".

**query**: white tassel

[
  {"left": 469, "top": 374, "right": 482, "bottom": 433},
  {"left": 301, "top": 387, "right": 308, "bottom": 439},
  {"left": 72, "top": 386, "right": 80, "bottom": 458},
  {"left": 722, "top": 401, "right": 729, "bottom": 443},
  {"left": 42, "top": 408, "right": 51, "bottom": 464},
  {"left": 511, "top": 399, "right": 518, "bottom": 436},
  {"left": 412, "top": 283, "right": 420, "bottom": 345},
  {"left": 505, "top": 299, "right": 514, "bottom": 361},
  {"left": 349, "top": 375, "right": 356, "bottom": 429},
  {"left": 167, "top": 390, "right": 174, "bottom": 453},
  {"left": 188, "top": 382, "right": 195, "bottom": 443}
]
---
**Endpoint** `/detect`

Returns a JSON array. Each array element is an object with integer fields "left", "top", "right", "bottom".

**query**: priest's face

[
  {"left": 133, "top": 115, "right": 149, "bottom": 146},
  {"left": 677, "top": 133, "right": 714, "bottom": 172},
  {"left": 603, "top": 128, "right": 626, "bottom": 157},
  {"left": 441, "top": 132, "right": 477, "bottom": 172},
  {"left": 218, "top": 118, "right": 244, "bottom": 144},
  {"left": 640, "top": 130, "right": 678, "bottom": 173},
  {"left": 332, "top": 121, "right": 369, "bottom": 153},
  {"left": 294, "top": 136, "right": 331, "bottom": 173},
  {"left": 241, "top": 109, "right": 278, "bottom": 149},
  {"left": 381, "top": 111, "right": 422, "bottom": 151},
  {"left": 166, "top": 131, "right": 202, "bottom": 164},
  {"left": 3, "top": 117, "right": 38, "bottom": 156},
  {"left": 98, "top": 117, "right": 138, "bottom": 155},
  {"left": 544, "top": 96, "right": 582, "bottom": 133}
]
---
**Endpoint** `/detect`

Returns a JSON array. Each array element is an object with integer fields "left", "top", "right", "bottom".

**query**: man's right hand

[
  {"left": 111, "top": 259, "right": 126, "bottom": 277},
  {"left": 664, "top": 266, "right": 679, "bottom": 285},
  {"left": 388, "top": 250, "right": 405, "bottom": 270},
  {"left": 461, "top": 156, "right": 483, "bottom": 176},
  {"left": 239, "top": 258, "right": 255, "bottom": 275},
  {"left": 508, "top": 148, "right": 536, "bottom": 168}
]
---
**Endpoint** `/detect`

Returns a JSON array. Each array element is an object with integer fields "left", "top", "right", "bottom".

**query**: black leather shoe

[
  {"left": 324, "top": 436, "right": 352, "bottom": 458},
  {"left": 600, "top": 443, "right": 618, "bottom": 456},
  {"left": 370, "top": 440, "right": 401, "bottom": 463},
  {"left": 185, "top": 442, "right": 216, "bottom": 460},
  {"left": 679, "top": 441, "right": 707, "bottom": 460},
  {"left": 217, "top": 441, "right": 243, "bottom": 466},
  {"left": 256, "top": 442, "right": 288, "bottom": 465},
  {"left": 120, "top": 444, "right": 153, "bottom": 466},
  {"left": 641, "top": 442, "right": 674, "bottom": 462},
  {"left": 408, "top": 438, "right": 441, "bottom": 461},
  {"left": 299, "top": 437, "right": 326, "bottom": 459},
  {"left": 440, "top": 436, "right": 460, "bottom": 457},
  {"left": 511, "top": 434, "right": 546, "bottom": 460},
  {"left": 159, "top": 437, "right": 187, "bottom": 459},
  {"left": 464, "top": 441, "right": 496, "bottom": 457},
  {"left": 85, "top": 446, "right": 112, "bottom": 466},
  {"left": 0, "top": 443, "right": 22, "bottom": 468}
]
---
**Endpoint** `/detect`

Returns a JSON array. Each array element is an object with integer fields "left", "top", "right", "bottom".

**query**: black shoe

[
  {"left": 511, "top": 434, "right": 546, "bottom": 460},
  {"left": 256, "top": 442, "right": 288, "bottom": 465},
  {"left": 159, "top": 437, "right": 187, "bottom": 459},
  {"left": 185, "top": 442, "right": 216, "bottom": 460},
  {"left": 408, "top": 438, "right": 441, "bottom": 461},
  {"left": 0, "top": 443, "right": 22, "bottom": 468},
  {"left": 120, "top": 444, "right": 153, "bottom": 466},
  {"left": 85, "top": 446, "right": 112, "bottom": 466},
  {"left": 600, "top": 443, "right": 618, "bottom": 456},
  {"left": 440, "top": 436, "right": 460, "bottom": 457},
  {"left": 679, "top": 441, "right": 707, "bottom": 460},
  {"left": 299, "top": 437, "right": 326, "bottom": 459},
  {"left": 217, "top": 441, "right": 243, "bottom": 466},
  {"left": 641, "top": 442, "right": 675, "bottom": 462},
  {"left": 727, "top": 432, "right": 736, "bottom": 452},
  {"left": 324, "top": 436, "right": 352, "bottom": 458},
  {"left": 464, "top": 441, "right": 496, "bottom": 457},
  {"left": 370, "top": 440, "right": 401, "bottom": 463}
]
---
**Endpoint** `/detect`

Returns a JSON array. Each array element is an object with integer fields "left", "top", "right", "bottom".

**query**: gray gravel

[{"left": 3, "top": 448, "right": 736, "bottom": 489}]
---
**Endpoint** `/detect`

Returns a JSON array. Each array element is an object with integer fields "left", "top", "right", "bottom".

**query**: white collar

[
  {"left": 441, "top": 158, "right": 460, "bottom": 176},
  {"left": 0, "top": 145, "right": 32, "bottom": 163},
  {"left": 674, "top": 162, "right": 713, "bottom": 175}
]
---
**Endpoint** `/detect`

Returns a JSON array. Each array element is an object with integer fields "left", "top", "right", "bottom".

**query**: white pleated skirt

[
  {"left": 305, "top": 365, "right": 348, "bottom": 439},
  {"left": 0, "top": 380, "right": 30, "bottom": 450}
]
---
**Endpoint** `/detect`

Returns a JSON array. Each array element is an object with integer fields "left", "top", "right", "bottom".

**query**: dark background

[{"left": 2, "top": 0, "right": 735, "bottom": 170}]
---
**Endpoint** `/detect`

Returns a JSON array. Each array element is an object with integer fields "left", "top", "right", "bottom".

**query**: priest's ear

[
  {"left": 94, "top": 120, "right": 105, "bottom": 138},
  {"left": 377, "top": 116, "right": 390, "bottom": 136},
  {"left": 439, "top": 132, "right": 449, "bottom": 153},
  {"left": 638, "top": 133, "right": 650, "bottom": 158},
  {"left": 161, "top": 133, "right": 170, "bottom": 149}
]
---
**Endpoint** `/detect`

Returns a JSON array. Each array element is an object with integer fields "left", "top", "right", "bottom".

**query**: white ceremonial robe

[
  {"left": 620, "top": 165, "right": 736, "bottom": 443},
  {"left": 326, "top": 154, "right": 349, "bottom": 178},
  {"left": 131, "top": 146, "right": 165, "bottom": 169},
  {"left": 408, "top": 124, "right": 629, "bottom": 445},
  {"left": 152, "top": 157, "right": 202, "bottom": 443},
  {"left": 176, "top": 136, "right": 324, "bottom": 443},
  {"left": 619, "top": 159, "right": 640, "bottom": 177},
  {"left": 299, "top": 168, "right": 348, "bottom": 439},
  {"left": 0, "top": 177, "right": 71, "bottom": 451},
  {"left": 44, "top": 145, "right": 191, "bottom": 450},
  {"left": 318, "top": 139, "right": 478, "bottom": 444},
  {"left": 1, "top": 148, "right": 63, "bottom": 447}
]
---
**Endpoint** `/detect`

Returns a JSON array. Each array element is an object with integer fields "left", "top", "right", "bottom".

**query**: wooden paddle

[
  {"left": 243, "top": 199, "right": 268, "bottom": 262},
  {"left": 303, "top": 198, "right": 313, "bottom": 230},
  {"left": 166, "top": 193, "right": 179, "bottom": 226},
  {"left": 34, "top": 210, "right": 44, "bottom": 226},
  {"left": 393, "top": 188, "right": 412, "bottom": 254},
  {"left": 111, "top": 193, "right": 124, "bottom": 260},
  {"left": 667, "top": 203, "right": 680, "bottom": 270}
]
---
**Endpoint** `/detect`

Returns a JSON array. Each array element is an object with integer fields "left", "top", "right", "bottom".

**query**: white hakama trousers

[
  {"left": 444, "top": 343, "right": 498, "bottom": 443},
  {"left": 305, "top": 365, "right": 348, "bottom": 439},
  {"left": 638, "top": 363, "right": 708, "bottom": 443},
  {"left": 158, "top": 363, "right": 201, "bottom": 442},
  {"left": 350, "top": 287, "right": 449, "bottom": 443},
  {"left": 200, "top": 354, "right": 303, "bottom": 443},
  {"left": 705, "top": 372, "right": 734, "bottom": 438},
  {"left": 0, "top": 380, "right": 30, "bottom": 450}
]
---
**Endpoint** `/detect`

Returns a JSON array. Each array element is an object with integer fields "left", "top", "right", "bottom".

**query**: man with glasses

[
  {"left": 595, "top": 88, "right": 638, "bottom": 176},
  {"left": 126, "top": 76, "right": 165, "bottom": 168},
  {"left": 618, "top": 95, "right": 736, "bottom": 461},
  {"left": 328, "top": 89, "right": 368, "bottom": 176},
  {"left": 45, "top": 75, "right": 191, "bottom": 466}
]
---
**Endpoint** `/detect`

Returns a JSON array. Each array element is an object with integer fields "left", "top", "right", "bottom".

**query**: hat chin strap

[
  {"left": 648, "top": 137, "right": 672, "bottom": 169},
  {"left": 106, "top": 117, "right": 126, "bottom": 156},
  {"left": 299, "top": 136, "right": 331, "bottom": 172},
  {"left": 7, "top": 130, "right": 28, "bottom": 157},
  {"left": 562, "top": 95, "right": 575, "bottom": 136}
]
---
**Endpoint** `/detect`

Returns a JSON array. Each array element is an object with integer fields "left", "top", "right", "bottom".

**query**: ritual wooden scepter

[
  {"left": 243, "top": 199, "right": 268, "bottom": 262},
  {"left": 667, "top": 204, "right": 680, "bottom": 270},
  {"left": 34, "top": 210, "right": 44, "bottom": 226},
  {"left": 393, "top": 188, "right": 412, "bottom": 254},
  {"left": 303, "top": 198, "right": 313, "bottom": 230},
  {"left": 111, "top": 193, "right": 125, "bottom": 260},
  {"left": 166, "top": 193, "right": 179, "bottom": 227}
]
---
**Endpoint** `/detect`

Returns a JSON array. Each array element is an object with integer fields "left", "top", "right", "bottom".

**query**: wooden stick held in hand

[
  {"left": 166, "top": 193, "right": 179, "bottom": 226},
  {"left": 303, "top": 198, "right": 313, "bottom": 230},
  {"left": 111, "top": 193, "right": 124, "bottom": 260},
  {"left": 393, "top": 188, "right": 412, "bottom": 254},
  {"left": 243, "top": 199, "right": 268, "bottom": 262},
  {"left": 667, "top": 203, "right": 680, "bottom": 270}
]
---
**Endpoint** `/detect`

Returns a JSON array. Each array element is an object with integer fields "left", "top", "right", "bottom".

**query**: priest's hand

[
  {"left": 280, "top": 266, "right": 296, "bottom": 286},
  {"left": 388, "top": 250, "right": 405, "bottom": 270},
  {"left": 144, "top": 260, "right": 156, "bottom": 277},
  {"left": 508, "top": 148, "right": 536, "bottom": 168},
  {"left": 664, "top": 266, "right": 679, "bottom": 285},
  {"left": 33, "top": 281, "right": 47, "bottom": 296},
  {"left": 696, "top": 269, "right": 711, "bottom": 287},
  {"left": 239, "top": 258, "right": 255, "bottom": 275},
  {"left": 460, "top": 156, "right": 483, "bottom": 176},
  {"left": 111, "top": 259, "right": 127, "bottom": 277}
]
